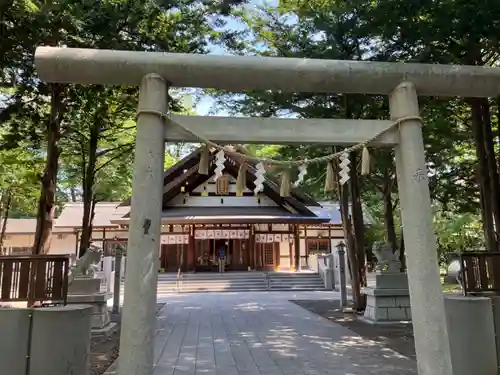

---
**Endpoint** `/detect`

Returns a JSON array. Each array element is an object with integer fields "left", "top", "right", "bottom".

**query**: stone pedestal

[
  {"left": 361, "top": 272, "right": 411, "bottom": 323},
  {"left": 445, "top": 296, "right": 497, "bottom": 375},
  {"left": 30, "top": 305, "right": 93, "bottom": 375},
  {"left": 0, "top": 305, "right": 93, "bottom": 375},
  {"left": 69, "top": 277, "right": 101, "bottom": 294},
  {"left": 0, "top": 308, "right": 31, "bottom": 375},
  {"left": 67, "top": 276, "right": 112, "bottom": 330}
]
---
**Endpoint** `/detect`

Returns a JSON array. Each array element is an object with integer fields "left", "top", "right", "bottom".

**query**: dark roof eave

[
  {"left": 159, "top": 216, "right": 329, "bottom": 224},
  {"left": 55, "top": 224, "right": 119, "bottom": 229}
]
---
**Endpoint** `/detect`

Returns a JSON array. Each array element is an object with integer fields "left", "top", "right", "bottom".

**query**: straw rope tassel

[
  {"left": 280, "top": 170, "right": 291, "bottom": 197},
  {"left": 236, "top": 163, "right": 247, "bottom": 196},
  {"left": 324, "top": 161, "right": 335, "bottom": 193},
  {"left": 361, "top": 145, "right": 371, "bottom": 176},
  {"left": 198, "top": 146, "right": 210, "bottom": 175}
]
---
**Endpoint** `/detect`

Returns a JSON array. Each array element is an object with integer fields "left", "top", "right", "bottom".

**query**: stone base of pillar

[
  {"left": 67, "top": 277, "right": 113, "bottom": 333},
  {"left": 445, "top": 296, "right": 498, "bottom": 375},
  {"left": 360, "top": 272, "right": 411, "bottom": 324}
]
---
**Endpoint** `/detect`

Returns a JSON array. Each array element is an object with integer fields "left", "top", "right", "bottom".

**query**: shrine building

[
  {"left": 2, "top": 147, "right": 368, "bottom": 272},
  {"left": 111, "top": 147, "right": 355, "bottom": 272}
]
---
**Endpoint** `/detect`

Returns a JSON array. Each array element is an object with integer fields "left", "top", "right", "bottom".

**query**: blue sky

[{"left": 194, "top": 0, "right": 278, "bottom": 116}]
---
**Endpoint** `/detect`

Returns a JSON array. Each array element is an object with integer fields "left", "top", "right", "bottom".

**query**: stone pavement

[{"left": 108, "top": 291, "right": 416, "bottom": 375}]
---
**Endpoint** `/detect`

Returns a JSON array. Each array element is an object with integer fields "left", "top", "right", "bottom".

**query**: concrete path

[{"left": 108, "top": 291, "right": 416, "bottom": 375}]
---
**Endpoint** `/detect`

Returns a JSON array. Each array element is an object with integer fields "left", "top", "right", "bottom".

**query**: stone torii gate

[{"left": 35, "top": 47, "right": 500, "bottom": 375}]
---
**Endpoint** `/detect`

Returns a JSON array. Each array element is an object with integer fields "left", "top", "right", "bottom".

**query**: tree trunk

[
  {"left": 0, "top": 191, "right": 11, "bottom": 253},
  {"left": 79, "top": 121, "right": 100, "bottom": 258},
  {"left": 399, "top": 227, "right": 406, "bottom": 272},
  {"left": 336, "top": 162, "right": 364, "bottom": 312},
  {"left": 477, "top": 99, "right": 500, "bottom": 288},
  {"left": 349, "top": 151, "right": 367, "bottom": 293},
  {"left": 340, "top": 191, "right": 363, "bottom": 312},
  {"left": 470, "top": 98, "right": 496, "bottom": 251},
  {"left": 382, "top": 166, "right": 397, "bottom": 253},
  {"left": 70, "top": 187, "right": 77, "bottom": 202},
  {"left": 496, "top": 97, "right": 500, "bottom": 166},
  {"left": 0, "top": 193, "right": 5, "bottom": 255},
  {"left": 89, "top": 195, "right": 97, "bottom": 243},
  {"left": 338, "top": 96, "right": 365, "bottom": 312},
  {"left": 479, "top": 99, "right": 500, "bottom": 242},
  {"left": 33, "top": 84, "right": 64, "bottom": 255},
  {"left": 333, "top": 153, "right": 363, "bottom": 311}
]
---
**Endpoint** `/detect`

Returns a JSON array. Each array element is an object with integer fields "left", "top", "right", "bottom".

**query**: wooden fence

[
  {"left": 0, "top": 255, "right": 70, "bottom": 306},
  {"left": 460, "top": 252, "right": 500, "bottom": 296}
]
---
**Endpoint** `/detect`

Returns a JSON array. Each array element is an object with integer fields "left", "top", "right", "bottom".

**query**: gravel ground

[
  {"left": 91, "top": 303, "right": 166, "bottom": 375},
  {"left": 291, "top": 299, "right": 416, "bottom": 360}
]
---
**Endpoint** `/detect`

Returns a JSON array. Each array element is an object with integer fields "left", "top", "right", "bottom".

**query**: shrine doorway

[
  {"left": 259, "top": 242, "right": 279, "bottom": 270},
  {"left": 228, "top": 239, "right": 249, "bottom": 270}
]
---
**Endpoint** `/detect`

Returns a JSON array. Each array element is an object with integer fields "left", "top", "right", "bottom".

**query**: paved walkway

[{"left": 109, "top": 291, "right": 416, "bottom": 375}]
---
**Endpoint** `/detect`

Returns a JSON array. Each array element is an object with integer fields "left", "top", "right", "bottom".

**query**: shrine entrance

[
  {"left": 193, "top": 239, "right": 249, "bottom": 272},
  {"left": 259, "top": 242, "right": 278, "bottom": 270},
  {"left": 35, "top": 45, "right": 500, "bottom": 375},
  {"left": 228, "top": 239, "right": 249, "bottom": 271}
]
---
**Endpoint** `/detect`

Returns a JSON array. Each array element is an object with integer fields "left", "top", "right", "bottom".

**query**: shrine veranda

[{"left": 34, "top": 46, "right": 500, "bottom": 375}]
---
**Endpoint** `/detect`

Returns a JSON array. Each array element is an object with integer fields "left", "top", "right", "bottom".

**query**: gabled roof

[
  {"left": 152, "top": 147, "right": 318, "bottom": 217},
  {"left": 231, "top": 145, "right": 320, "bottom": 207},
  {"left": 121, "top": 146, "right": 321, "bottom": 211},
  {"left": 314, "top": 200, "right": 374, "bottom": 225},
  {"left": 55, "top": 202, "right": 129, "bottom": 228},
  {"left": 119, "top": 206, "right": 325, "bottom": 225},
  {"left": 2, "top": 218, "right": 74, "bottom": 234}
]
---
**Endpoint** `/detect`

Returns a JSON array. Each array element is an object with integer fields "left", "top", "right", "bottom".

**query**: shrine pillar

[
  {"left": 293, "top": 225, "right": 300, "bottom": 271},
  {"left": 249, "top": 225, "right": 255, "bottom": 269},
  {"left": 118, "top": 73, "right": 167, "bottom": 375},
  {"left": 389, "top": 82, "right": 452, "bottom": 375}
]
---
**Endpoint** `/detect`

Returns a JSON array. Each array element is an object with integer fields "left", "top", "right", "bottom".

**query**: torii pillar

[
  {"left": 390, "top": 82, "right": 452, "bottom": 375},
  {"left": 117, "top": 73, "right": 167, "bottom": 375}
]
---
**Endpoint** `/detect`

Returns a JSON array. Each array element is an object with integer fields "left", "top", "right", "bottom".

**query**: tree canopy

[{"left": 1, "top": 0, "right": 498, "bottom": 278}]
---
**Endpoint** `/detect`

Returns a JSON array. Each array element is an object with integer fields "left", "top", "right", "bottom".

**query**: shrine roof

[
  {"left": 55, "top": 202, "right": 128, "bottom": 228},
  {"left": 120, "top": 146, "right": 320, "bottom": 217},
  {"left": 116, "top": 206, "right": 327, "bottom": 225}
]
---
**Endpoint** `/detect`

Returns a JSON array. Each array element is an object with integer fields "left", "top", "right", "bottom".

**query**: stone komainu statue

[
  {"left": 68, "top": 244, "right": 103, "bottom": 284},
  {"left": 372, "top": 241, "right": 401, "bottom": 273}
]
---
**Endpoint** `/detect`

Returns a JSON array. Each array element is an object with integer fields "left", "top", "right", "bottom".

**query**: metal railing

[
  {"left": 0, "top": 255, "right": 69, "bottom": 306},
  {"left": 459, "top": 252, "right": 500, "bottom": 296}
]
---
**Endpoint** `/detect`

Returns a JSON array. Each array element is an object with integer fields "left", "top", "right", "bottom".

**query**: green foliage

[
  {"left": 2, "top": 0, "right": 496, "bottom": 258},
  {"left": 208, "top": 0, "right": 492, "bottom": 254},
  {"left": 0, "top": 0, "right": 247, "bottom": 219},
  {"left": 433, "top": 207, "right": 484, "bottom": 263},
  {"left": 0, "top": 145, "right": 44, "bottom": 216}
]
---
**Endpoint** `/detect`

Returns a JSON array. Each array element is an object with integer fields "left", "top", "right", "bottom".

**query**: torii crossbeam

[{"left": 35, "top": 46, "right": 500, "bottom": 375}]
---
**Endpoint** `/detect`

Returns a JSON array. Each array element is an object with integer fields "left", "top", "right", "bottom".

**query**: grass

[
  {"left": 442, "top": 282, "right": 461, "bottom": 293},
  {"left": 441, "top": 275, "right": 462, "bottom": 293}
]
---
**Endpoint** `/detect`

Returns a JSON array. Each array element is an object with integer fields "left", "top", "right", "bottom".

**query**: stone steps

[
  {"left": 268, "top": 273, "right": 325, "bottom": 291},
  {"left": 120, "top": 272, "right": 326, "bottom": 293}
]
